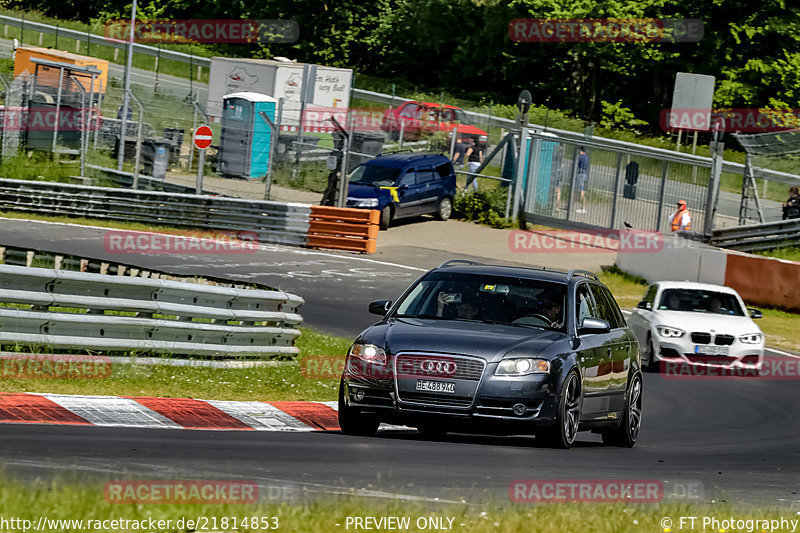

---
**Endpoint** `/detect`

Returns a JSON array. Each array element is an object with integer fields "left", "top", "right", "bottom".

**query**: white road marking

[
  {"left": 206, "top": 400, "right": 315, "bottom": 431},
  {"left": 42, "top": 394, "right": 181, "bottom": 429}
]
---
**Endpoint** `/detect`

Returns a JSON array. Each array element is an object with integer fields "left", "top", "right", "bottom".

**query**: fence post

[
  {"left": 609, "top": 152, "right": 624, "bottom": 229},
  {"left": 655, "top": 160, "right": 669, "bottom": 232},
  {"left": 55, "top": 24, "right": 59, "bottom": 48},
  {"left": 512, "top": 128, "right": 528, "bottom": 221},
  {"left": 129, "top": 90, "right": 144, "bottom": 189}
]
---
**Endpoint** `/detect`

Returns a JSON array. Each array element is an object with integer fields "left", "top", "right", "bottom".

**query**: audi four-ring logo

[{"left": 420, "top": 360, "right": 457, "bottom": 374}]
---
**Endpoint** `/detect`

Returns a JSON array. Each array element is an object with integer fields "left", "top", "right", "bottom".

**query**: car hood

[
  {"left": 650, "top": 310, "right": 761, "bottom": 334},
  {"left": 363, "top": 318, "right": 567, "bottom": 363},
  {"left": 347, "top": 182, "right": 391, "bottom": 199}
]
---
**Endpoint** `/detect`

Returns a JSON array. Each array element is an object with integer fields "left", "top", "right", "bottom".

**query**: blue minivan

[{"left": 346, "top": 153, "right": 457, "bottom": 230}]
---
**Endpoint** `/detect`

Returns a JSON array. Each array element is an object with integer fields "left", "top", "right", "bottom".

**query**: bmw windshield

[
  {"left": 658, "top": 289, "right": 745, "bottom": 316},
  {"left": 393, "top": 272, "right": 567, "bottom": 332}
]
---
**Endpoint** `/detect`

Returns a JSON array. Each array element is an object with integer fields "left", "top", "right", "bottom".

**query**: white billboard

[{"left": 207, "top": 58, "right": 352, "bottom": 125}]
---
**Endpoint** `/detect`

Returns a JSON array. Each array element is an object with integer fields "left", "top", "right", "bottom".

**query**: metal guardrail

[
  {"left": 0, "top": 264, "right": 302, "bottom": 358},
  {"left": 709, "top": 219, "right": 800, "bottom": 252},
  {"left": 0, "top": 178, "right": 310, "bottom": 247},
  {"left": 0, "top": 15, "right": 212, "bottom": 68}
]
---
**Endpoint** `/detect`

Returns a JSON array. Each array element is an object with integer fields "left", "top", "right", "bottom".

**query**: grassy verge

[
  {"left": 0, "top": 328, "right": 349, "bottom": 401},
  {"left": 756, "top": 246, "right": 800, "bottom": 263},
  {"left": 0, "top": 475, "right": 793, "bottom": 533}
]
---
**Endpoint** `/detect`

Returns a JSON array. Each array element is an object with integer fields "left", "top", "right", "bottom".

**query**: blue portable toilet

[{"left": 219, "top": 92, "right": 277, "bottom": 180}]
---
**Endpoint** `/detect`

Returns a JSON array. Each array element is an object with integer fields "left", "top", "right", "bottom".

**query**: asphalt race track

[{"left": 1, "top": 219, "right": 799, "bottom": 507}]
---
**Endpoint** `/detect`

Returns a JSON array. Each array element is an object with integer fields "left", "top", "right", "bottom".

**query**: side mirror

[
  {"left": 637, "top": 300, "right": 652, "bottom": 311},
  {"left": 578, "top": 317, "right": 611, "bottom": 335},
  {"left": 368, "top": 299, "right": 392, "bottom": 316},
  {"left": 748, "top": 308, "right": 762, "bottom": 319}
]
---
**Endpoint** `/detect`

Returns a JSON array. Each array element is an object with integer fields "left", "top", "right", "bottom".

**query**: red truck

[{"left": 381, "top": 101, "right": 488, "bottom": 149}]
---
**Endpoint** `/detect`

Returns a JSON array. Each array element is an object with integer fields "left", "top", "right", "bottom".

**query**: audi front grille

[{"left": 395, "top": 354, "right": 485, "bottom": 381}]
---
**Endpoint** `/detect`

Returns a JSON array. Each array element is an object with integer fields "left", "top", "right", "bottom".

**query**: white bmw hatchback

[{"left": 627, "top": 281, "right": 765, "bottom": 371}]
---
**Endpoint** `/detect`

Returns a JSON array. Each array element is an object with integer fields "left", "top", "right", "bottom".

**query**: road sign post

[{"left": 193, "top": 124, "right": 213, "bottom": 195}]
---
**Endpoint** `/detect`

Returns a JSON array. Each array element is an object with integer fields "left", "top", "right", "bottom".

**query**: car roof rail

[
  {"left": 378, "top": 149, "right": 414, "bottom": 156},
  {"left": 567, "top": 269, "right": 599, "bottom": 281},
  {"left": 437, "top": 259, "right": 486, "bottom": 269}
]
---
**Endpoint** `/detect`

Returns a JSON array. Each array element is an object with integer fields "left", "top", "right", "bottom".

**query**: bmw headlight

[
  {"left": 656, "top": 326, "right": 685, "bottom": 338},
  {"left": 495, "top": 358, "right": 550, "bottom": 376},
  {"left": 739, "top": 333, "right": 763, "bottom": 344},
  {"left": 349, "top": 343, "right": 387, "bottom": 365}
]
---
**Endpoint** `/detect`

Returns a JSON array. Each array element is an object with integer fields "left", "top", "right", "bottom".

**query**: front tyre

[
  {"left": 537, "top": 370, "right": 582, "bottom": 449},
  {"left": 436, "top": 197, "right": 452, "bottom": 221},
  {"left": 338, "top": 382, "right": 379, "bottom": 437},
  {"left": 602, "top": 372, "right": 642, "bottom": 448},
  {"left": 379, "top": 206, "right": 392, "bottom": 230}
]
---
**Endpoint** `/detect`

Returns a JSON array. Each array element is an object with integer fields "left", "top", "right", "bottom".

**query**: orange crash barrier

[
  {"left": 307, "top": 206, "right": 380, "bottom": 254},
  {"left": 724, "top": 253, "right": 800, "bottom": 313}
]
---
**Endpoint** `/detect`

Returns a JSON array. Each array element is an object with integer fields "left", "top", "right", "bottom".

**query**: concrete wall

[{"left": 616, "top": 235, "right": 800, "bottom": 311}]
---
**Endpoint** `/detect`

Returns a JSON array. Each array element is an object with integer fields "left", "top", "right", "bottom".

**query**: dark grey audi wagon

[{"left": 338, "top": 260, "right": 642, "bottom": 448}]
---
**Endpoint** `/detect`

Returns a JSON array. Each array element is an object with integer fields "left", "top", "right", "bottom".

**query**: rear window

[{"left": 435, "top": 162, "right": 453, "bottom": 178}]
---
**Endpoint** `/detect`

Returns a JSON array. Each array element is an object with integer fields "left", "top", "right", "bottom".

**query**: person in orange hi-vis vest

[{"left": 669, "top": 200, "right": 691, "bottom": 232}]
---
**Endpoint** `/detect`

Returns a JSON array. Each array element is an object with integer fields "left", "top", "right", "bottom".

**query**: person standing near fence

[
  {"left": 782, "top": 186, "right": 800, "bottom": 220},
  {"left": 575, "top": 146, "right": 589, "bottom": 213},
  {"left": 669, "top": 200, "right": 692, "bottom": 232},
  {"left": 465, "top": 138, "right": 484, "bottom": 191}
]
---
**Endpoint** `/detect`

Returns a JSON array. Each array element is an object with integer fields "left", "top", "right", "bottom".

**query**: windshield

[
  {"left": 348, "top": 164, "right": 401, "bottom": 186},
  {"left": 657, "top": 288, "right": 745, "bottom": 316},
  {"left": 394, "top": 271, "right": 567, "bottom": 332}
]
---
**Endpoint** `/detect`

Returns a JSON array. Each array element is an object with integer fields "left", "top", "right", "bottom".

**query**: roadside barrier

[
  {"left": 0, "top": 178, "right": 380, "bottom": 253},
  {"left": 0, "top": 264, "right": 303, "bottom": 359},
  {"left": 307, "top": 206, "right": 380, "bottom": 254}
]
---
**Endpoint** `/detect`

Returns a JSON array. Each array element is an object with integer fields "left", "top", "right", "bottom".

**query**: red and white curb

[{"left": 0, "top": 393, "right": 346, "bottom": 432}]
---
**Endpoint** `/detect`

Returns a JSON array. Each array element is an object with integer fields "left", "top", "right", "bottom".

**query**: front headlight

[
  {"left": 495, "top": 358, "right": 550, "bottom": 376},
  {"left": 739, "top": 333, "right": 763, "bottom": 344},
  {"left": 656, "top": 326, "right": 685, "bottom": 338},
  {"left": 349, "top": 343, "right": 387, "bottom": 365},
  {"left": 350, "top": 197, "right": 379, "bottom": 208}
]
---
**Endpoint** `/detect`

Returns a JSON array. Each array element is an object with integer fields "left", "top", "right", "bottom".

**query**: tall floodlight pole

[{"left": 117, "top": 0, "right": 137, "bottom": 170}]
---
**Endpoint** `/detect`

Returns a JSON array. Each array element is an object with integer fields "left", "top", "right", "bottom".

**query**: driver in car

[{"left": 436, "top": 292, "right": 480, "bottom": 320}]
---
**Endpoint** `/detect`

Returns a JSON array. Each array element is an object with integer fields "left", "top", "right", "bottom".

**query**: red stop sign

[{"left": 193, "top": 125, "right": 213, "bottom": 150}]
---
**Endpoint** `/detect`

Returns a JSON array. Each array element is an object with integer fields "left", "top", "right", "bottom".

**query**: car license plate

[
  {"left": 694, "top": 345, "right": 729, "bottom": 356},
  {"left": 415, "top": 380, "right": 455, "bottom": 393}
]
